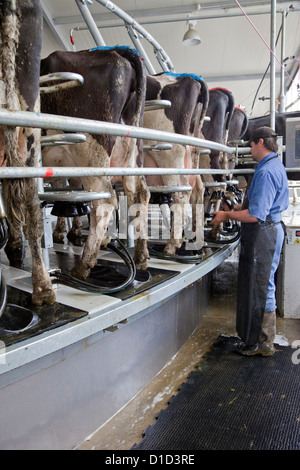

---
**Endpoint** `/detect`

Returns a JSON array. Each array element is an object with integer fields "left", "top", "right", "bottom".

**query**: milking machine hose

[
  {"left": 49, "top": 237, "right": 136, "bottom": 293},
  {"left": 204, "top": 227, "right": 241, "bottom": 245},
  {"left": 149, "top": 226, "right": 240, "bottom": 263},
  {"left": 148, "top": 247, "right": 203, "bottom": 264}
]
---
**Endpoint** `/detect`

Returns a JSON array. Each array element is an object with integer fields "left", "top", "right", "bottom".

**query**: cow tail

[
  {"left": 132, "top": 53, "right": 146, "bottom": 129},
  {"left": 240, "top": 112, "right": 249, "bottom": 139},
  {"left": 129, "top": 52, "right": 147, "bottom": 167},
  {"left": 198, "top": 78, "right": 209, "bottom": 131},
  {"left": 219, "top": 89, "right": 235, "bottom": 147},
  {"left": 223, "top": 89, "right": 235, "bottom": 133},
  {"left": 1, "top": 1, "right": 26, "bottom": 227}
]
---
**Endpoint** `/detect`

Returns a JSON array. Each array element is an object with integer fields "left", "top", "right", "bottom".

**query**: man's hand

[
  {"left": 210, "top": 210, "right": 229, "bottom": 226},
  {"left": 210, "top": 208, "right": 258, "bottom": 225}
]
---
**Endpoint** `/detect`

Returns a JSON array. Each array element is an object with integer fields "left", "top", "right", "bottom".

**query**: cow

[
  {"left": 222, "top": 106, "right": 250, "bottom": 196},
  {"left": 201, "top": 87, "right": 235, "bottom": 172},
  {"left": 229, "top": 107, "right": 249, "bottom": 141},
  {"left": 40, "top": 46, "right": 150, "bottom": 280},
  {"left": 143, "top": 72, "right": 209, "bottom": 255},
  {"left": 227, "top": 106, "right": 249, "bottom": 170},
  {"left": 196, "top": 88, "right": 236, "bottom": 239},
  {"left": 0, "top": 0, "right": 56, "bottom": 305}
]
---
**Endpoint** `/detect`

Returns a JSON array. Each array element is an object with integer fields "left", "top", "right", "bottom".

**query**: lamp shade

[{"left": 182, "top": 23, "right": 201, "bottom": 46}]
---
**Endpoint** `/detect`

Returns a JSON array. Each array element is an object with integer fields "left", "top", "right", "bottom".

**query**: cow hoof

[
  {"left": 53, "top": 232, "right": 66, "bottom": 244},
  {"left": 66, "top": 232, "right": 83, "bottom": 247},
  {"left": 32, "top": 289, "right": 56, "bottom": 306},
  {"left": 71, "top": 266, "right": 90, "bottom": 280},
  {"left": 134, "top": 258, "right": 148, "bottom": 271},
  {"left": 163, "top": 246, "right": 177, "bottom": 256}
]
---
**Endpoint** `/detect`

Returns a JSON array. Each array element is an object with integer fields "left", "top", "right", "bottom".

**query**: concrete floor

[{"left": 78, "top": 258, "right": 300, "bottom": 451}]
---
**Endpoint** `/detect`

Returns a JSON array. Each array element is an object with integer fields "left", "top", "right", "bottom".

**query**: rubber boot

[{"left": 239, "top": 311, "right": 276, "bottom": 357}]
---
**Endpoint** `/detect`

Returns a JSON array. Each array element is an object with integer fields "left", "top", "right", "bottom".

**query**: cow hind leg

[
  {"left": 123, "top": 175, "right": 150, "bottom": 271},
  {"left": 3, "top": 177, "right": 56, "bottom": 305},
  {"left": 2, "top": 127, "right": 56, "bottom": 305},
  {"left": 71, "top": 201, "right": 115, "bottom": 279},
  {"left": 22, "top": 179, "right": 56, "bottom": 305},
  {"left": 163, "top": 194, "right": 186, "bottom": 255},
  {"left": 71, "top": 177, "right": 117, "bottom": 280},
  {"left": 189, "top": 177, "right": 205, "bottom": 250}
]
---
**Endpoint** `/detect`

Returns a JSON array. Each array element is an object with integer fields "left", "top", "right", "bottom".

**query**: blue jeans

[{"left": 265, "top": 223, "right": 285, "bottom": 312}]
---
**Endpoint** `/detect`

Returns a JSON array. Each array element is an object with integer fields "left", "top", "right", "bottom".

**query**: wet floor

[{"left": 78, "top": 258, "right": 300, "bottom": 451}]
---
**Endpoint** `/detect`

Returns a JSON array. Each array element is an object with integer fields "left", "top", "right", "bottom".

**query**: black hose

[
  {"left": 204, "top": 227, "right": 240, "bottom": 245},
  {"left": 50, "top": 237, "right": 136, "bottom": 293},
  {"left": 149, "top": 249, "right": 203, "bottom": 264},
  {"left": 149, "top": 244, "right": 203, "bottom": 264}
]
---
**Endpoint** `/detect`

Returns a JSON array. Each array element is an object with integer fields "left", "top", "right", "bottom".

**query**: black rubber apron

[{"left": 236, "top": 155, "right": 278, "bottom": 346}]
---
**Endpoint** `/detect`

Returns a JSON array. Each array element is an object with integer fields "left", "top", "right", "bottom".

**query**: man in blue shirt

[{"left": 211, "top": 126, "right": 289, "bottom": 356}]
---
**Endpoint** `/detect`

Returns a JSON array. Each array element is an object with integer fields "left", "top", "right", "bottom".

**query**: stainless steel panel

[{"left": 0, "top": 277, "right": 209, "bottom": 450}]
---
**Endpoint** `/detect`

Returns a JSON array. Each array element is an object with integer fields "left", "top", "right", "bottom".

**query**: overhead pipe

[
  {"left": 75, "top": 0, "right": 106, "bottom": 46},
  {"left": 126, "top": 25, "right": 156, "bottom": 75},
  {"left": 74, "top": 0, "right": 160, "bottom": 73},
  {"left": 57, "top": 3, "right": 300, "bottom": 28},
  {"left": 279, "top": 10, "right": 287, "bottom": 112},
  {"left": 270, "top": 0, "right": 276, "bottom": 130},
  {"left": 94, "top": 0, "right": 175, "bottom": 71}
]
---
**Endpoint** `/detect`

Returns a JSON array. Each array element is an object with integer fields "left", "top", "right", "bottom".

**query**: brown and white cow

[
  {"left": 0, "top": 0, "right": 56, "bottom": 305},
  {"left": 40, "top": 47, "right": 150, "bottom": 279},
  {"left": 143, "top": 72, "right": 209, "bottom": 254}
]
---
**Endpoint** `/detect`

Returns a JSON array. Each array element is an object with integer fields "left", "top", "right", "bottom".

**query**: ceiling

[{"left": 40, "top": 0, "right": 300, "bottom": 118}]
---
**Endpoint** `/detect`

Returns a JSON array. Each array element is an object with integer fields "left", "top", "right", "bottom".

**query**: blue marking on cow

[
  {"left": 90, "top": 45, "right": 141, "bottom": 57},
  {"left": 161, "top": 71, "right": 204, "bottom": 83}
]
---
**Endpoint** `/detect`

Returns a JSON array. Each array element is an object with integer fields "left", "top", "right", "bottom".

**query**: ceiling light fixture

[
  {"left": 182, "top": 21, "right": 201, "bottom": 46},
  {"left": 182, "top": 4, "right": 201, "bottom": 47}
]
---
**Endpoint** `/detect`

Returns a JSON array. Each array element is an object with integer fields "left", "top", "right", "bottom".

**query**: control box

[
  {"left": 285, "top": 117, "right": 300, "bottom": 168},
  {"left": 277, "top": 184, "right": 300, "bottom": 318}
]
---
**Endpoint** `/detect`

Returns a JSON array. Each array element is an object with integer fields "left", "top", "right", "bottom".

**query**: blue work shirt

[{"left": 248, "top": 152, "right": 289, "bottom": 223}]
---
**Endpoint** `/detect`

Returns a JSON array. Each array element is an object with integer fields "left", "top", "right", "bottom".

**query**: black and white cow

[
  {"left": 201, "top": 87, "right": 235, "bottom": 172},
  {"left": 40, "top": 47, "right": 150, "bottom": 278},
  {"left": 143, "top": 72, "right": 209, "bottom": 254}
]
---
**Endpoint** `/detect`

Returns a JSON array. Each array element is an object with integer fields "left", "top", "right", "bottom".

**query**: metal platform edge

[
  {"left": 0, "top": 240, "right": 239, "bottom": 450},
  {"left": 0, "top": 240, "right": 239, "bottom": 377}
]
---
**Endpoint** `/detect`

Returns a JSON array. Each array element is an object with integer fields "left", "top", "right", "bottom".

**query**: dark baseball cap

[{"left": 250, "top": 126, "right": 278, "bottom": 142}]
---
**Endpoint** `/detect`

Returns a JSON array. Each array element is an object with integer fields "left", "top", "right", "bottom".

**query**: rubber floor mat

[{"left": 132, "top": 335, "right": 300, "bottom": 450}]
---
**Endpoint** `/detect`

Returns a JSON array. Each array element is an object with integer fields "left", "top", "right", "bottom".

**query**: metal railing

[
  {"left": 0, "top": 107, "right": 252, "bottom": 179},
  {"left": 0, "top": 107, "right": 298, "bottom": 180},
  {"left": 75, "top": 0, "right": 175, "bottom": 74}
]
